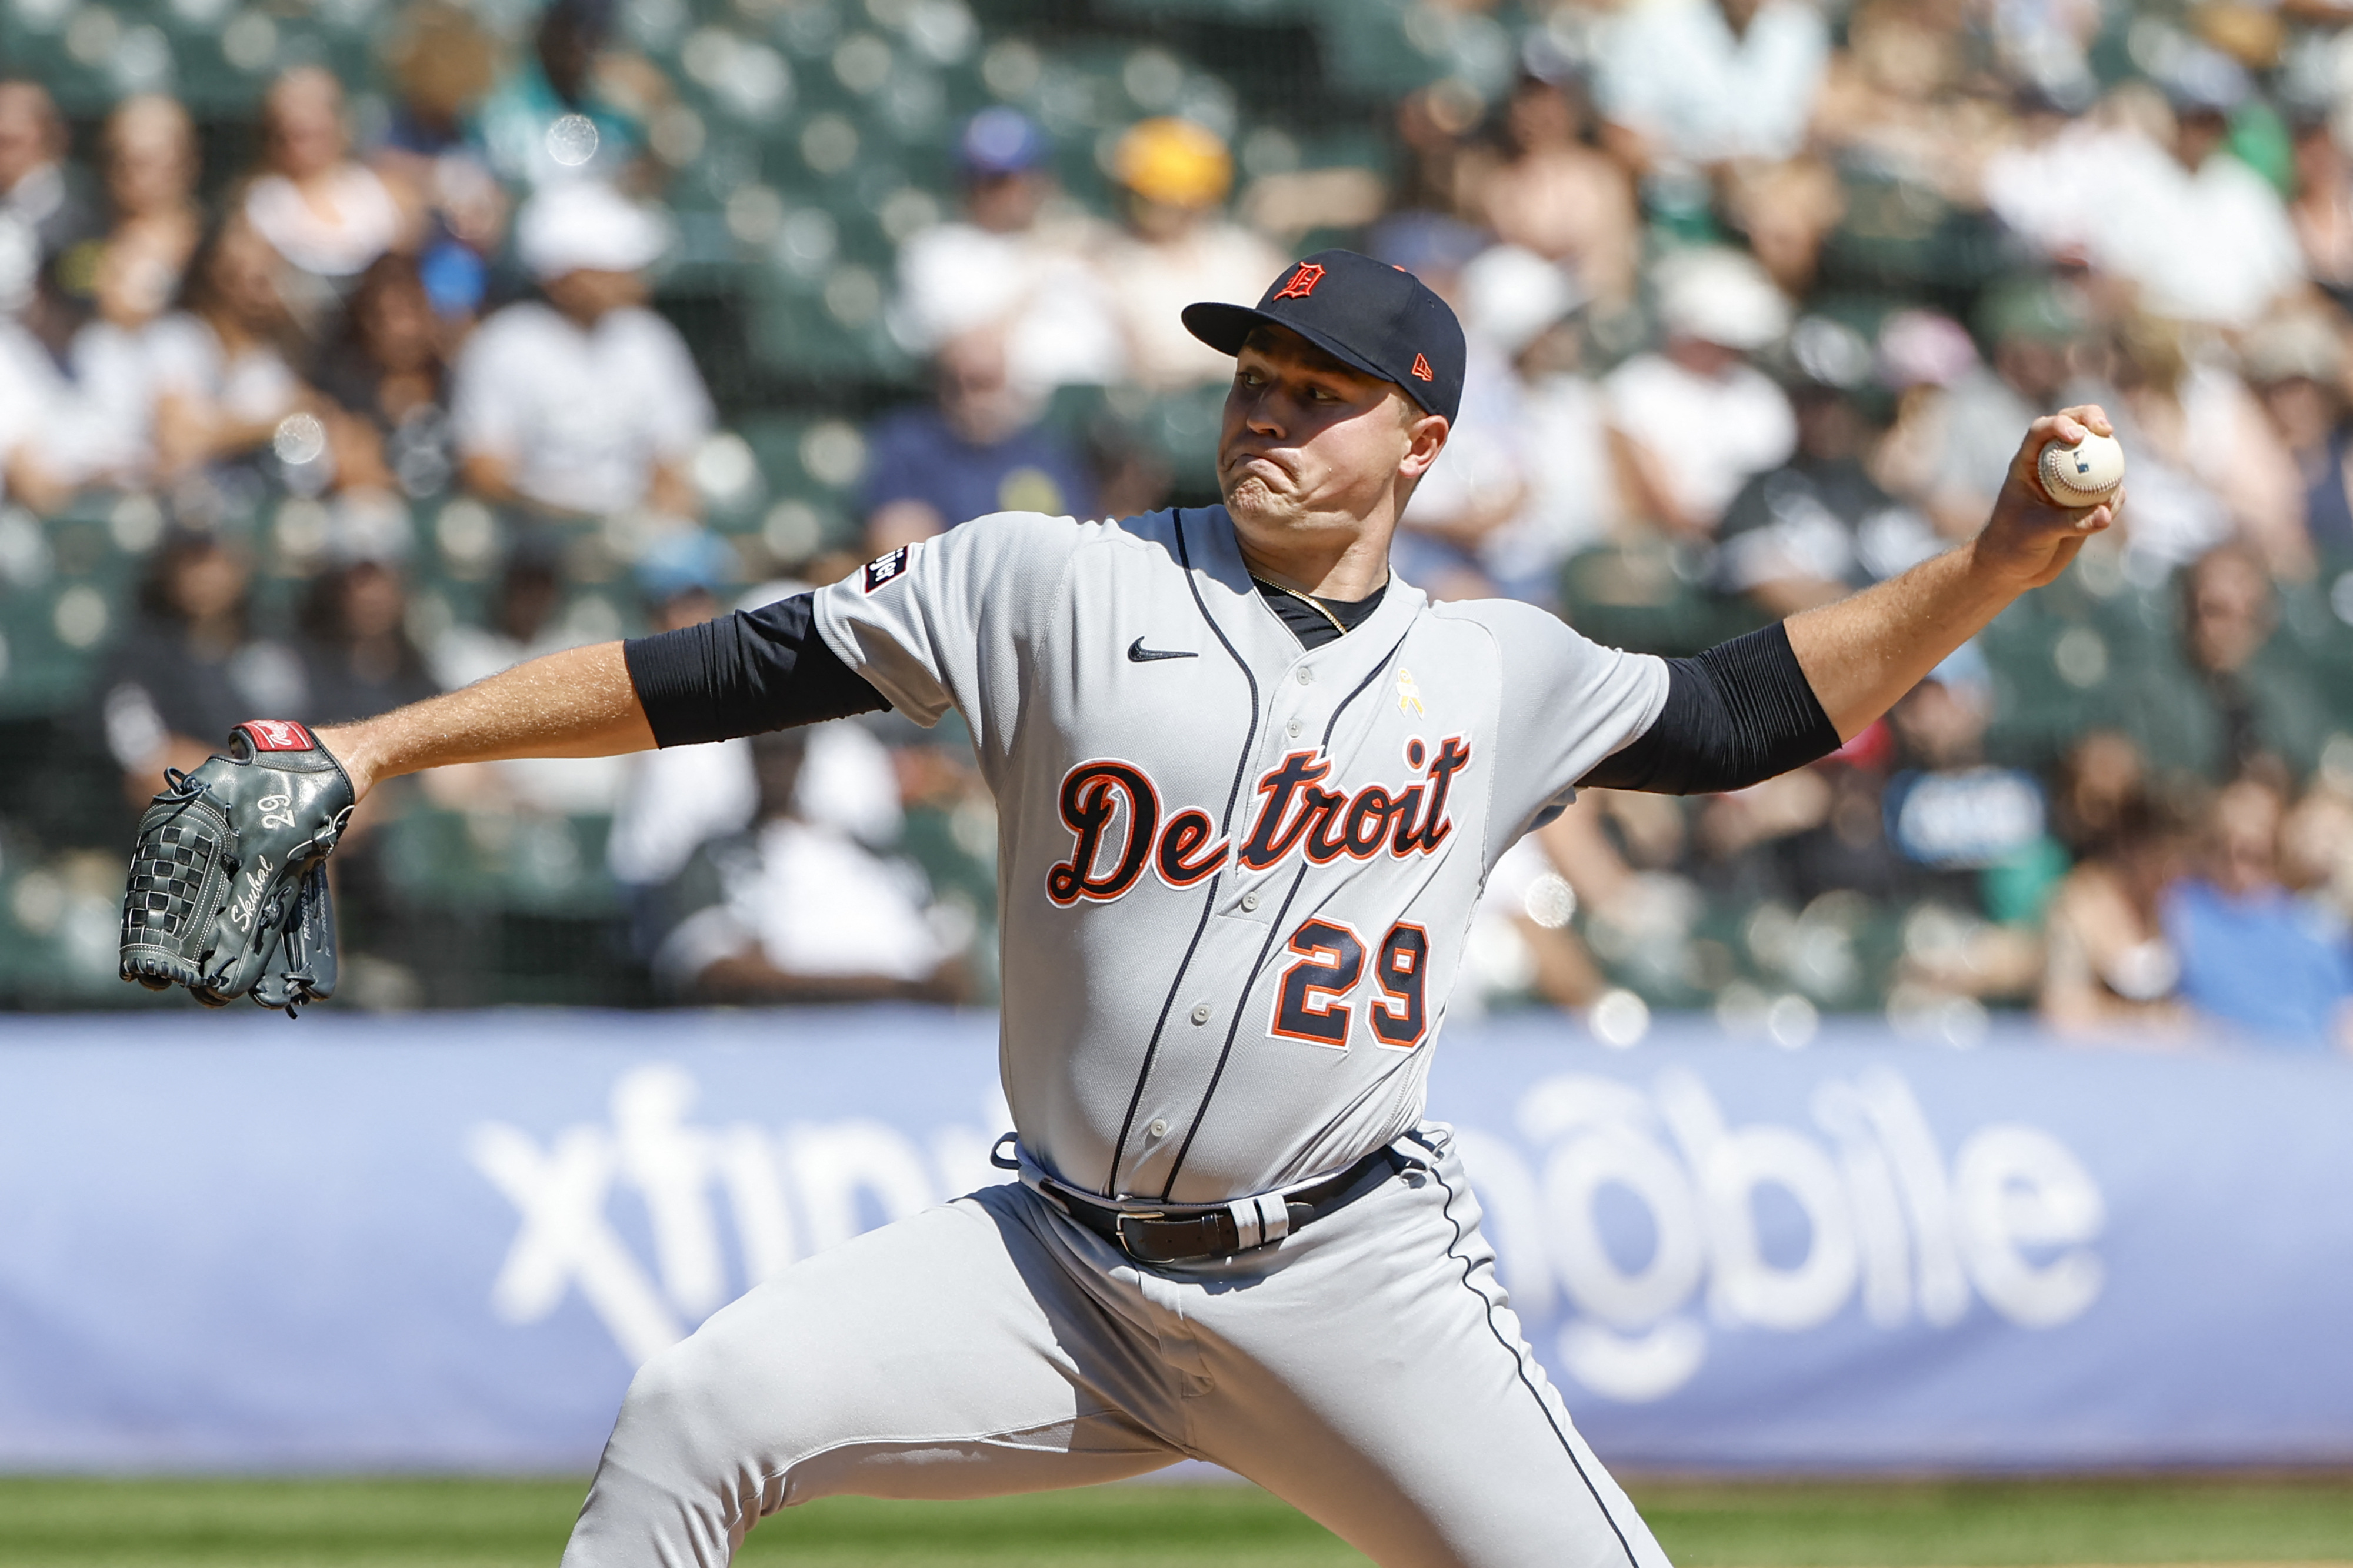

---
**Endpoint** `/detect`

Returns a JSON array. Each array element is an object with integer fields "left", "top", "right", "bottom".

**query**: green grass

[
  {"left": 1636, "top": 1476, "right": 2353, "bottom": 1566},
  {"left": 0, "top": 1473, "right": 2346, "bottom": 1567}
]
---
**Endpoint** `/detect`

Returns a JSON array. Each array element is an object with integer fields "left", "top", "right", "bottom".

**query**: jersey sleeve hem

[
  {"left": 1607, "top": 653, "right": 1674, "bottom": 759},
  {"left": 810, "top": 591, "right": 950, "bottom": 728}
]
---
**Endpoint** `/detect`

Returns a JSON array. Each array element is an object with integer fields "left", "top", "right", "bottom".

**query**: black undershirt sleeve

[
  {"left": 1577, "top": 621, "right": 1842, "bottom": 796},
  {"left": 622, "top": 592, "right": 889, "bottom": 749}
]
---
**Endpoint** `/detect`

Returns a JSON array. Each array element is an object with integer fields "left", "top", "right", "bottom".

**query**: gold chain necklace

[{"left": 1250, "top": 575, "right": 1349, "bottom": 637}]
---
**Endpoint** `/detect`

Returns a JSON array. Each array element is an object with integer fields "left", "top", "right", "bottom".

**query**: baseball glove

[{"left": 119, "top": 720, "right": 355, "bottom": 1015}]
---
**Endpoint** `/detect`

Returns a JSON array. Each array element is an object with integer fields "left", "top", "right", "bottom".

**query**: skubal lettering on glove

[{"left": 119, "top": 720, "right": 354, "bottom": 1014}]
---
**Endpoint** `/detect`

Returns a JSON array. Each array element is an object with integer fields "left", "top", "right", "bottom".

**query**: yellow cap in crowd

[{"left": 1112, "top": 116, "right": 1233, "bottom": 210}]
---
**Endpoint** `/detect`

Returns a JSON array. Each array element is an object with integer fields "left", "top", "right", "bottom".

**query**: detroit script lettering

[{"left": 1046, "top": 736, "right": 1474, "bottom": 906}]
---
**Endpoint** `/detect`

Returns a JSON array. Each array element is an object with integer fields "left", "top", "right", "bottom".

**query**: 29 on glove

[{"left": 119, "top": 720, "right": 355, "bottom": 1014}]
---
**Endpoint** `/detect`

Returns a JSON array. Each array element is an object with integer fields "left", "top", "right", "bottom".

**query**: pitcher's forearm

[
  {"left": 1783, "top": 543, "right": 2018, "bottom": 740},
  {"left": 1785, "top": 405, "right": 2122, "bottom": 740},
  {"left": 316, "top": 642, "right": 656, "bottom": 800}
]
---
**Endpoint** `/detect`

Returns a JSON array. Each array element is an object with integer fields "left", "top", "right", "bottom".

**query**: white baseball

[{"left": 2037, "top": 431, "right": 2125, "bottom": 506}]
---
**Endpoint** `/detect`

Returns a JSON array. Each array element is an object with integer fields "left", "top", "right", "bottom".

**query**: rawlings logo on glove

[{"left": 119, "top": 721, "right": 355, "bottom": 1015}]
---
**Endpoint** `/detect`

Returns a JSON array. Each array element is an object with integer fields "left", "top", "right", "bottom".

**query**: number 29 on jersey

[{"left": 1271, "top": 918, "right": 1429, "bottom": 1052}]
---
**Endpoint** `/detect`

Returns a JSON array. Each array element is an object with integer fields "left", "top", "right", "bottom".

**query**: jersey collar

[{"left": 1182, "top": 505, "right": 1428, "bottom": 670}]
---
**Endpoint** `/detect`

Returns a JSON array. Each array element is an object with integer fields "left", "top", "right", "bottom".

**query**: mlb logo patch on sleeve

[{"left": 862, "top": 546, "right": 912, "bottom": 593}]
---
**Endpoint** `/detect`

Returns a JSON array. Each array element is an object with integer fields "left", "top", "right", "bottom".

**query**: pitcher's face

[{"left": 1218, "top": 325, "right": 1445, "bottom": 556}]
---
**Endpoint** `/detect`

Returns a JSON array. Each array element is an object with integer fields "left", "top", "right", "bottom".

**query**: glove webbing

[{"left": 120, "top": 772, "right": 235, "bottom": 990}]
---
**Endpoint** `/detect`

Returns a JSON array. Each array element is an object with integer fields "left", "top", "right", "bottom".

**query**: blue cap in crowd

[
  {"left": 1181, "top": 249, "right": 1468, "bottom": 425},
  {"left": 635, "top": 528, "right": 736, "bottom": 606},
  {"left": 959, "top": 108, "right": 1051, "bottom": 177},
  {"left": 1367, "top": 212, "right": 1488, "bottom": 281}
]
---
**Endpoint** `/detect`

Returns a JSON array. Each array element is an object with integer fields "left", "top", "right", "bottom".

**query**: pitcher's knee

[
  {"left": 608, "top": 1311, "right": 849, "bottom": 1494},
  {"left": 605, "top": 1331, "right": 747, "bottom": 1477}
]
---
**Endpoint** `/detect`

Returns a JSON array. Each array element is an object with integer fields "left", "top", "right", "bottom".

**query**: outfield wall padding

[{"left": 0, "top": 1009, "right": 2347, "bottom": 1473}]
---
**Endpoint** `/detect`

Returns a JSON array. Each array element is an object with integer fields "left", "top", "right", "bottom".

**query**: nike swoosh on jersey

[{"left": 1126, "top": 638, "right": 1198, "bottom": 662}]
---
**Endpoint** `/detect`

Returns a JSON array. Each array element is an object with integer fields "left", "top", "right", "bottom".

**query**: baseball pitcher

[{"left": 120, "top": 252, "right": 2122, "bottom": 1566}]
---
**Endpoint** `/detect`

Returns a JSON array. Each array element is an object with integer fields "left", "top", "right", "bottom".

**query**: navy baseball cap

[{"left": 1181, "top": 249, "right": 1467, "bottom": 424}]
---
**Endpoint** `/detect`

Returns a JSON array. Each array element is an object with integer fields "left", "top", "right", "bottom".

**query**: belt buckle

[{"left": 1112, "top": 1210, "right": 1165, "bottom": 1260}]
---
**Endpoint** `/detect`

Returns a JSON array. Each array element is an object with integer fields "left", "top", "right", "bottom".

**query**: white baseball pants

[{"left": 559, "top": 1126, "right": 1672, "bottom": 1568}]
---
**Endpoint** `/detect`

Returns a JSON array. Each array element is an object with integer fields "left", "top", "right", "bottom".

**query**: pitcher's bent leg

[
  {"left": 562, "top": 1185, "right": 1184, "bottom": 1568},
  {"left": 1179, "top": 1132, "right": 1673, "bottom": 1568}
]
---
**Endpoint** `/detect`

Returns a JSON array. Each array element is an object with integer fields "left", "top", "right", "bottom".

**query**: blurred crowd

[{"left": 9, "top": 0, "right": 2353, "bottom": 1050}]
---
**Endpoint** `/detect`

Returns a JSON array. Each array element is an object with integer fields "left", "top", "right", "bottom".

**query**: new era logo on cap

[
  {"left": 1178, "top": 249, "right": 1467, "bottom": 425},
  {"left": 1272, "top": 263, "right": 1326, "bottom": 301}
]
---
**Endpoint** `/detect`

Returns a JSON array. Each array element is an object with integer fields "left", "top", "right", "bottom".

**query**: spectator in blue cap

[
  {"left": 634, "top": 526, "right": 736, "bottom": 635},
  {"left": 891, "top": 108, "right": 1123, "bottom": 395}
]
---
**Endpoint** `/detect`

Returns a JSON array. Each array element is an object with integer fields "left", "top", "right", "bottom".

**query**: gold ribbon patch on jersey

[{"left": 1395, "top": 668, "right": 1425, "bottom": 717}]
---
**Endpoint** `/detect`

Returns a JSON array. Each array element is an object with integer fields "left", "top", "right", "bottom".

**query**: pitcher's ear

[{"left": 1401, "top": 410, "right": 1449, "bottom": 478}]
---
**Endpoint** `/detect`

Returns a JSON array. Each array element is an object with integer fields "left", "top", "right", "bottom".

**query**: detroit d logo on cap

[{"left": 1272, "top": 263, "right": 1326, "bottom": 301}]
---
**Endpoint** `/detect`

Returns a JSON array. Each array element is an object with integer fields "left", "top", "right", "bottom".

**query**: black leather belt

[{"left": 1041, "top": 1146, "right": 1406, "bottom": 1265}]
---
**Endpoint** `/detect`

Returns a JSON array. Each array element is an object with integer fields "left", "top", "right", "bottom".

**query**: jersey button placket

[{"left": 1146, "top": 1117, "right": 1170, "bottom": 1139}]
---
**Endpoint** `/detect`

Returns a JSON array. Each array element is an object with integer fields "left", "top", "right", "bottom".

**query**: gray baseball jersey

[
  {"left": 811, "top": 505, "right": 1666, "bottom": 1203},
  {"left": 564, "top": 504, "right": 1681, "bottom": 1568}
]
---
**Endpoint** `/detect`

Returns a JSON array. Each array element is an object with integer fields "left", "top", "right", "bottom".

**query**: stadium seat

[
  {"left": 898, "top": 798, "right": 1001, "bottom": 1005},
  {"left": 1822, "top": 174, "right": 2012, "bottom": 292},
  {"left": 382, "top": 806, "right": 624, "bottom": 919},
  {"left": 1302, "top": 0, "right": 1488, "bottom": 102},
  {"left": 1557, "top": 542, "right": 1767, "bottom": 659},
  {"left": 734, "top": 414, "right": 870, "bottom": 552}
]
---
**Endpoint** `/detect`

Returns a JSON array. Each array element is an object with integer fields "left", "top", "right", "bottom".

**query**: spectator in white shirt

[
  {"left": 652, "top": 727, "right": 968, "bottom": 1005},
  {"left": 150, "top": 215, "right": 311, "bottom": 482},
  {"left": 427, "top": 539, "right": 630, "bottom": 813},
  {"left": 891, "top": 109, "right": 1124, "bottom": 396},
  {"left": 8, "top": 225, "right": 184, "bottom": 507},
  {"left": 101, "top": 94, "right": 202, "bottom": 297},
  {"left": 1605, "top": 246, "right": 1797, "bottom": 538},
  {"left": 1595, "top": 0, "right": 1831, "bottom": 173},
  {"left": 244, "top": 68, "right": 411, "bottom": 296},
  {"left": 2112, "top": 63, "right": 2304, "bottom": 330},
  {"left": 0, "top": 79, "right": 96, "bottom": 273},
  {"left": 608, "top": 552, "right": 905, "bottom": 950},
  {"left": 1398, "top": 242, "right": 1619, "bottom": 606},
  {"left": 0, "top": 97, "right": 212, "bottom": 508},
  {"left": 449, "top": 180, "right": 711, "bottom": 520},
  {"left": 1985, "top": 66, "right": 2303, "bottom": 330},
  {"left": 1096, "top": 117, "right": 1286, "bottom": 393}
]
